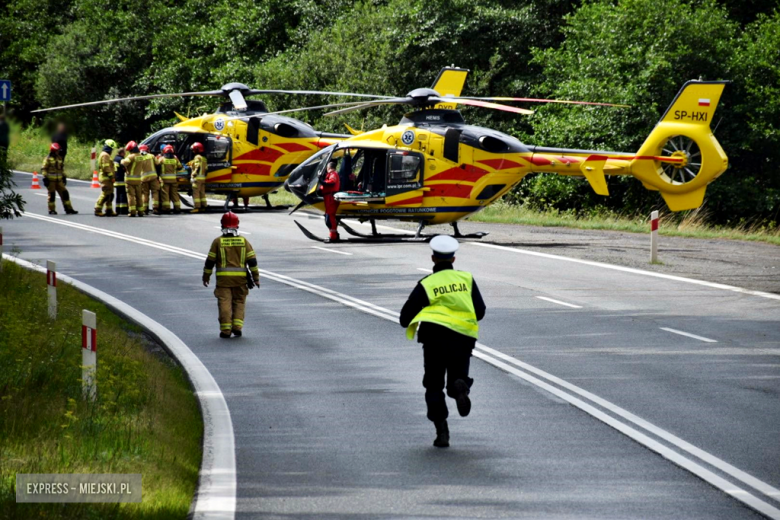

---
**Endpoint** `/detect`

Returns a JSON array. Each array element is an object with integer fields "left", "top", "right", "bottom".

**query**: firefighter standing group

[{"left": 43, "top": 139, "right": 207, "bottom": 217}]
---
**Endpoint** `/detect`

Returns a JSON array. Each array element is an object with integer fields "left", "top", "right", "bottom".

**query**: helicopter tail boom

[{"left": 630, "top": 80, "right": 729, "bottom": 211}]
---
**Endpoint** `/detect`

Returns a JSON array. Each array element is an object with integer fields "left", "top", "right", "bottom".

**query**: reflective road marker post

[
  {"left": 0, "top": 226, "right": 3, "bottom": 272},
  {"left": 82, "top": 310, "right": 97, "bottom": 401},
  {"left": 650, "top": 210, "right": 659, "bottom": 263},
  {"left": 46, "top": 260, "right": 57, "bottom": 319}
]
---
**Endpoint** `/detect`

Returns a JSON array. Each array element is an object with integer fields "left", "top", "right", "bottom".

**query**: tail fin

[
  {"left": 631, "top": 80, "right": 729, "bottom": 211},
  {"left": 432, "top": 67, "right": 470, "bottom": 109}
]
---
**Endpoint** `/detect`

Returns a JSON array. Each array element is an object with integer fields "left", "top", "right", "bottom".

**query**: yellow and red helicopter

[
  {"left": 31, "top": 70, "right": 472, "bottom": 210},
  {"left": 281, "top": 76, "right": 729, "bottom": 241}
]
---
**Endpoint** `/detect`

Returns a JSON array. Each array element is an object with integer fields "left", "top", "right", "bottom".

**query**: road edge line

[{"left": 2, "top": 253, "right": 236, "bottom": 520}]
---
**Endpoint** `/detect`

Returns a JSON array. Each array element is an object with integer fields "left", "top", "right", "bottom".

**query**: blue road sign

[{"left": 0, "top": 80, "right": 11, "bottom": 102}]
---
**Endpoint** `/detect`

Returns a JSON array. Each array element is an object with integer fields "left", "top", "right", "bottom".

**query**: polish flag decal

[{"left": 698, "top": 98, "right": 711, "bottom": 107}]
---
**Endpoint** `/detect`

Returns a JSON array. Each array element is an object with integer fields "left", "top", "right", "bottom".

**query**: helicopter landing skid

[
  {"left": 294, "top": 220, "right": 430, "bottom": 243},
  {"left": 340, "top": 221, "right": 488, "bottom": 240}
]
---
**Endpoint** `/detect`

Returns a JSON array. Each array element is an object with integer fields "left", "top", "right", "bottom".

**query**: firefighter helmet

[
  {"left": 163, "top": 145, "right": 174, "bottom": 154},
  {"left": 104, "top": 139, "right": 118, "bottom": 149},
  {"left": 139, "top": 144, "right": 149, "bottom": 153},
  {"left": 126, "top": 140, "right": 138, "bottom": 152},
  {"left": 49, "top": 142, "right": 61, "bottom": 153},
  {"left": 221, "top": 211, "right": 239, "bottom": 229},
  {"left": 191, "top": 142, "right": 204, "bottom": 153}
]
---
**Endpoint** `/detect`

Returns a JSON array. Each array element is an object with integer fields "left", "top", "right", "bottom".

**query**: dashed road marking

[
  {"left": 536, "top": 296, "right": 583, "bottom": 309},
  {"left": 311, "top": 246, "right": 352, "bottom": 256},
  {"left": 417, "top": 268, "right": 432, "bottom": 273},
  {"left": 661, "top": 327, "right": 718, "bottom": 343}
]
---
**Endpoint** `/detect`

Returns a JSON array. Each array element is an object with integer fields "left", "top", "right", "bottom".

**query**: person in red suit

[{"left": 321, "top": 160, "right": 341, "bottom": 242}]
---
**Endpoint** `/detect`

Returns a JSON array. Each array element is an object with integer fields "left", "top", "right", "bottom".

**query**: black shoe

[
  {"left": 219, "top": 332, "right": 231, "bottom": 339},
  {"left": 138, "top": 213, "right": 145, "bottom": 217},
  {"left": 49, "top": 210, "right": 57, "bottom": 215},
  {"left": 433, "top": 420, "right": 449, "bottom": 448},
  {"left": 232, "top": 329, "right": 242, "bottom": 337},
  {"left": 453, "top": 379, "right": 471, "bottom": 417},
  {"left": 66, "top": 209, "right": 78, "bottom": 214}
]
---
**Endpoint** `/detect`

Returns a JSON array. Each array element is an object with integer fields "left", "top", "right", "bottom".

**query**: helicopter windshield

[{"left": 285, "top": 145, "right": 334, "bottom": 202}]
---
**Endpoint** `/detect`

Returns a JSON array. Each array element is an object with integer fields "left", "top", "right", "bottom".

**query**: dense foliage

[{"left": 1, "top": 0, "right": 778, "bottom": 224}]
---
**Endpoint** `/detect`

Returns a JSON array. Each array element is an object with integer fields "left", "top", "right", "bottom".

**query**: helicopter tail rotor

[{"left": 630, "top": 80, "right": 729, "bottom": 211}]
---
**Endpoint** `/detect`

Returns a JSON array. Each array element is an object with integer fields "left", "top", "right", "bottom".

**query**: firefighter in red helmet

[
  {"left": 41, "top": 142, "right": 78, "bottom": 215},
  {"left": 120, "top": 141, "right": 144, "bottom": 217},
  {"left": 188, "top": 142, "right": 208, "bottom": 213},
  {"left": 156, "top": 144, "right": 183, "bottom": 213},
  {"left": 202, "top": 212, "right": 260, "bottom": 338}
]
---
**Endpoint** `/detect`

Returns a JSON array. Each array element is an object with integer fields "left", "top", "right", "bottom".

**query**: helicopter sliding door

[{"left": 385, "top": 151, "right": 424, "bottom": 207}]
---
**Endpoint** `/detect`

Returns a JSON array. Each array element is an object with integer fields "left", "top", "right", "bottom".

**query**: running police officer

[
  {"left": 202, "top": 212, "right": 260, "bottom": 338},
  {"left": 399, "top": 235, "right": 486, "bottom": 448}
]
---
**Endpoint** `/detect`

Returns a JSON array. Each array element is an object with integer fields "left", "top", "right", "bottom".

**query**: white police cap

[{"left": 430, "top": 235, "right": 459, "bottom": 259}]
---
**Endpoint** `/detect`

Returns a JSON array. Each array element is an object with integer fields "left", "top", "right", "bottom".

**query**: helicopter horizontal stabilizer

[
  {"left": 580, "top": 157, "right": 610, "bottom": 196},
  {"left": 630, "top": 80, "right": 729, "bottom": 211}
]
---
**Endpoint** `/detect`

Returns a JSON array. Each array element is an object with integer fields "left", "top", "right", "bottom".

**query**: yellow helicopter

[
  {"left": 282, "top": 76, "right": 729, "bottom": 241},
  {"left": 31, "top": 70, "right": 472, "bottom": 211}
]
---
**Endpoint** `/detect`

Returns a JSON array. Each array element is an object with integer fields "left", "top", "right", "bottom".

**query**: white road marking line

[
  {"left": 472, "top": 242, "right": 780, "bottom": 302},
  {"left": 535, "top": 296, "right": 583, "bottom": 309},
  {"left": 311, "top": 246, "right": 352, "bottom": 256},
  {"left": 417, "top": 268, "right": 432, "bottom": 273},
  {"left": 14, "top": 170, "right": 93, "bottom": 185},
  {"left": 212, "top": 226, "right": 251, "bottom": 235},
  {"left": 21, "top": 211, "right": 780, "bottom": 515},
  {"left": 661, "top": 327, "right": 718, "bottom": 343},
  {"left": 33, "top": 193, "right": 48, "bottom": 197}
]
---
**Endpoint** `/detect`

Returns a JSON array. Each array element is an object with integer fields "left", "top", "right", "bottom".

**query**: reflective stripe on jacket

[
  {"left": 189, "top": 154, "right": 208, "bottom": 181},
  {"left": 158, "top": 156, "right": 182, "bottom": 182},
  {"left": 121, "top": 153, "right": 143, "bottom": 185},
  {"left": 204, "top": 235, "right": 259, "bottom": 288},
  {"left": 140, "top": 153, "right": 157, "bottom": 182},
  {"left": 98, "top": 151, "right": 115, "bottom": 183},
  {"left": 41, "top": 156, "right": 64, "bottom": 180},
  {"left": 406, "top": 270, "right": 478, "bottom": 340}
]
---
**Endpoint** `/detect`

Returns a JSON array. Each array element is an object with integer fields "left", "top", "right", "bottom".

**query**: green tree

[{"left": 0, "top": 153, "right": 25, "bottom": 219}]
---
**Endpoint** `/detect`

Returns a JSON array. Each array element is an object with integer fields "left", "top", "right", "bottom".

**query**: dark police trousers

[{"left": 423, "top": 344, "right": 474, "bottom": 423}]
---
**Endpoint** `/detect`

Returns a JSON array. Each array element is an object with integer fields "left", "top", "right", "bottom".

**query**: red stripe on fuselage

[
  {"left": 425, "top": 184, "right": 473, "bottom": 199},
  {"left": 234, "top": 147, "right": 284, "bottom": 163},
  {"left": 477, "top": 159, "right": 524, "bottom": 171},
  {"left": 387, "top": 196, "right": 423, "bottom": 206},
  {"left": 277, "top": 143, "right": 312, "bottom": 153},
  {"left": 428, "top": 164, "right": 489, "bottom": 182}
]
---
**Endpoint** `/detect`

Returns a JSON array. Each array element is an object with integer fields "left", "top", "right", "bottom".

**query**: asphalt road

[{"left": 4, "top": 173, "right": 780, "bottom": 519}]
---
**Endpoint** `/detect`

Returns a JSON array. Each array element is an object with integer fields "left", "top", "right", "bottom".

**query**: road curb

[{"left": 2, "top": 253, "right": 236, "bottom": 520}]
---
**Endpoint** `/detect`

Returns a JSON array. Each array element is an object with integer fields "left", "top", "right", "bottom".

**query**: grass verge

[
  {"left": 6, "top": 122, "right": 94, "bottom": 180},
  {"left": 468, "top": 202, "right": 780, "bottom": 246},
  {"left": 0, "top": 259, "right": 202, "bottom": 520}
]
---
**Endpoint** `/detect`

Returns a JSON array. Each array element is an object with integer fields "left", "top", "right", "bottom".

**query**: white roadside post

[
  {"left": 0, "top": 226, "right": 3, "bottom": 272},
  {"left": 82, "top": 310, "right": 97, "bottom": 401},
  {"left": 650, "top": 210, "right": 659, "bottom": 263},
  {"left": 90, "top": 147, "right": 96, "bottom": 172},
  {"left": 46, "top": 260, "right": 57, "bottom": 319}
]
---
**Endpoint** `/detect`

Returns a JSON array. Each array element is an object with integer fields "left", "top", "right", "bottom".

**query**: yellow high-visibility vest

[{"left": 406, "top": 270, "right": 479, "bottom": 340}]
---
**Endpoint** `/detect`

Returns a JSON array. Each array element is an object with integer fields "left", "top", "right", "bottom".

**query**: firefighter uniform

[
  {"left": 121, "top": 151, "right": 144, "bottom": 217},
  {"left": 41, "top": 153, "right": 77, "bottom": 214},
  {"left": 113, "top": 153, "right": 128, "bottom": 215},
  {"left": 157, "top": 154, "right": 183, "bottom": 213},
  {"left": 189, "top": 153, "right": 208, "bottom": 212},
  {"left": 94, "top": 147, "right": 116, "bottom": 216},
  {"left": 139, "top": 152, "right": 159, "bottom": 214},
  {"left": 399, "top": 235, "right": 486, "bottom": 448},
  {"left": 202, "top": 221, "right": 259, "bottom": 337}
]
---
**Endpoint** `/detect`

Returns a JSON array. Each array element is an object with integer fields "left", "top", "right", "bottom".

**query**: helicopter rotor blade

[
  {"left": 234, "top": 99, "right": 400, "bottom": 121},
  {"left": 30, "top": 91, "right": 226, "bottom": 113},
  {"left": 324, "top": 98, "right": 413, "bottom": 117},
  {"left": 245, "top": 89, "right": 393, "bottom": 99},
  {"left": 438, "top": 97, "right": 535, "bottom": 115},
  {"left": 228, "top": 90, "right": 248, "bottom": 111},
  {"left": 462, "top": 96, "right": 630, "bottom": 108}
]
